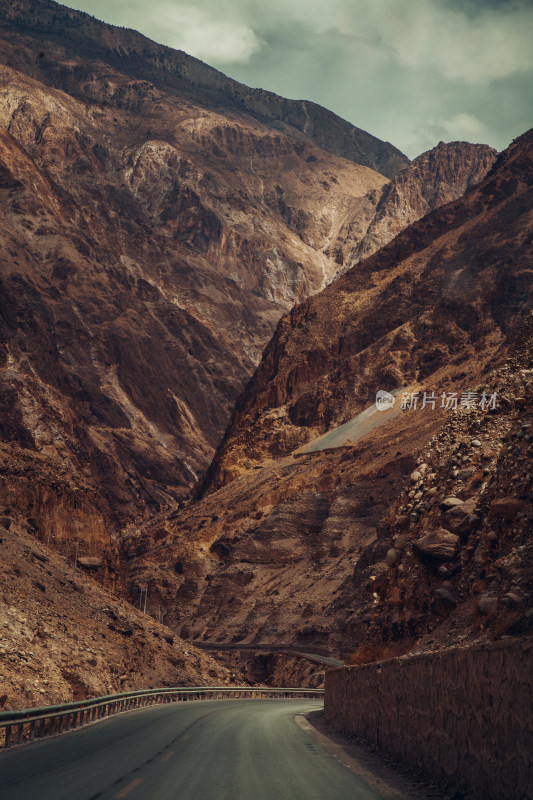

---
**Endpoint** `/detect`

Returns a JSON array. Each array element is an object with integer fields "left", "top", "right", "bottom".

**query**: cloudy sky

[{"left": 58, "top": 0, "right": 533, "bottom": 157}]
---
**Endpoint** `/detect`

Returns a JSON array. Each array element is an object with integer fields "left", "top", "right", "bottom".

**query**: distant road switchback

[{"left": 0, "top": 699, "right": 385, "bottom": 799}]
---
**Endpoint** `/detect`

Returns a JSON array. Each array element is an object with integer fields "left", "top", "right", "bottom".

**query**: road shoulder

[{"left": 299, "top": 711, "right": 466, "bottom": 800}]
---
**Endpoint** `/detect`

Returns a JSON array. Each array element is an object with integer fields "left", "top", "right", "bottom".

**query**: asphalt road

[
  {"left": 193, "top": 642, "right": 344, "bottom": 667},
  {"left": 0, "top": 699, "right": 385, "bottom": 800}
]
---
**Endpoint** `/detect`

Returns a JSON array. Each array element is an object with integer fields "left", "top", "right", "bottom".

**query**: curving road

[
  {"left": 0, "top": 699, "right": 384, "bottom": 800},
  {"left": 192, "top": 642, "right": 344, "bottom": 667}
]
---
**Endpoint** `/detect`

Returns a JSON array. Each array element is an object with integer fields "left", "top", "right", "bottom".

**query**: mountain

[
  {"left": 0, "top": 0, "right": 496, "bottom": 555},
  {"left": 0, "top": 0, "right": 395, "bottom": 551},
  {"left": 0, "top": 0, "right": 409, "bottom": 178},
  {"left": 330, "top": 140, "right": 497, "bottom": 269},
  {"left": 0, "top": 515, "right": 233, "bottom": 711},
  {"left": 203, "top": 130, "right": 533, "bottom": 494},
  {"left": 128, "top": 130, "right": 532, "bottom": 674},
  {"left": 0, "top": 0, "right": 523, "bottom": 694}
]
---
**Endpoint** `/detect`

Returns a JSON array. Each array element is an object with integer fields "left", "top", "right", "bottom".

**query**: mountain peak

[{"left": 0, "top": 0, "right": 409, "bottom": 178}]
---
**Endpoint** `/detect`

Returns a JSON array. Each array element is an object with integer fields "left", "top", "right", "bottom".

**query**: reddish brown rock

[
  {"left": 0, "top": 0, "right": 399, "bottom": 541},
  {"left": 203, "top": 130, "right": 533, "bottom": 493},
  {"left": 334, "top": 140, "right": 497, "bottom": 269},
  {"left": 445, "top": 496, "right": 479, "bottom": 536},
  {"left": 413, "top": 529, "right": 460, "bottom": 565},
  {"left": 490, "top": 498, "right": 526, "bottom": 519}
]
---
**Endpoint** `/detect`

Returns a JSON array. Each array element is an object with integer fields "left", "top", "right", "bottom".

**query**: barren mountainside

[
  {"left": 130, "top": 133, "right": 532, "bottom": 674},
  {"left": 332, "top": 140, "right": 498, "bottom": 269},
  {"left": 1, "top": 0, "right": 531, "bottom": 700},
  {"left": 204, "top": 129, "right": 533, "bottom": 493},
  {"left": 0, "top": 0, "right": 394, "bottom": 552},
  {"left": 0, "top": 0, "right": 409, "bottom": 178},
  {"left": 0, "top": 0, "right": 497, "bottom": 560}
]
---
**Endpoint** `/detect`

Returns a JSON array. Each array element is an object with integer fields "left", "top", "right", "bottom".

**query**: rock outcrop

[
  {"left": 0, "top": 1, "right": 396, "bottom": 544},
  {"left": 332, "top": 141, "right": 498, "bottom": 269},
  {"left": 202, "top": 129, "right": 533, "bottom": 494},
  {"left": 0, "top": 519, "right": 234, "bottom": 711}
]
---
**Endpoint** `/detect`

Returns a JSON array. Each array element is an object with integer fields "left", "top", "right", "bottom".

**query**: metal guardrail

[{"left": 0, "top": 686, "right": 324, "bottom": 750}]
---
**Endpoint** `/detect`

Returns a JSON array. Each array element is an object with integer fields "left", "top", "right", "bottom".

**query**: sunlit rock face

[
  {"left": 140, "top": 133, "right": 531, "bottom": 659},
  {"left": 0, "top": 0, "right": 401, "bottom": 539},
  {"left": 202, "top": 130, "right": 532, "bottom": 492}
]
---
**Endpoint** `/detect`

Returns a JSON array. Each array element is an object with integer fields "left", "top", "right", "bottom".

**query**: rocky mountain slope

[
  {"left": 366, "top": 318, "right": 533, "bottom": 657},
  {"left": 124, "top": 317, "right": 532, "bottom": 679},
  {"left": 0, "top": 0, "right": 497, "bottom": 563},
  {"left": 0, "top": 0, "right": 409, "bottom": 179},
  {"left": 0, "top": 1, "right": 394, "bottom": 553},
  {"left": 128, "top": 131, "right": 532, "bottom": 676},
  {"left": 331, "top": 140, "right": 497, "bottom": 270},
  {"left": 0, "top": 0, "right": 524, "bottom": 697},
  {"left": 0, "top": 517, "right": 234, "bottom": 712},
  {"left": 203, "top": 129, "right": 533, "bottom": 493}
]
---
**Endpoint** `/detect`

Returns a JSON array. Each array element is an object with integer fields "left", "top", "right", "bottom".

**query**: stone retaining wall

[{"left": 325, "top": 638, "right": 532, "bottom": 799}]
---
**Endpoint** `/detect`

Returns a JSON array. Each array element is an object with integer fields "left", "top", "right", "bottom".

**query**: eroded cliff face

[
  {"left": 0, "top": 6, "right": 396, "bottom": 551},
  {"left": 331, "top": 141, "right": 498, "bottom": 269},
  {"left": 0, "top": 519, "right": 234, "bottom": 712},
  {"left": 0, "top": 0, "right": 409, "bottom": 179},
  {"left": 0, "top": 1, "right": 504, "bottom": 551},
  {"left": 124, "top": 318, "right": 532, "bottom": 663},
  {"left": 203, "top": 130, "right": 533, "bottom": 494},
  {"left": 122, "top": 403, "right": 443, "bottom": 653},
  {"left": 131, "top": 132, "right": 532, "bottom": 665}
]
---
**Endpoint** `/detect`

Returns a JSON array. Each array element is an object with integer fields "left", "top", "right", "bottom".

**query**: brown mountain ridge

[{"left": 126, "top": 130, "right": 533, "bottom": 678}]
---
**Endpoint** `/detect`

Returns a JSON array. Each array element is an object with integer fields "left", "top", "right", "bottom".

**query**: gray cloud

[{"left": 58, "top": 0, "right": 533, "bottom": 158}]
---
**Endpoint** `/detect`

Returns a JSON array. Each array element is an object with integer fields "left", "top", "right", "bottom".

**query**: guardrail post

[
  {"left": 4, "top": 724, "right": 11, "bottom": 749},
  {"left": 17, "top": 723, "right": 23, "bottom": 746}
]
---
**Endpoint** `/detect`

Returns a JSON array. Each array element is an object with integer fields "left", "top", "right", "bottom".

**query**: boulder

[
  {"left": 393, "top": 534, "right": 409, "bottom": 551},
  {"left": 503, "top": 592, "right": 522, "bottom": 607},
  {"left": 490, "top": 497, "right": 526, "bottom": 519},
  {"left": 478, "top": 593, "right": 498, "bottom": 616},
  {"left": 413, "top": 529, "right": 460, "bottom": 565},
  {"left": 434, "top": 588, "right": 457, "bottom": 616},
  {"left": 389, "top": 586, "right": 402, "bottom": 605},
  {"left": 77, "top": 556, "right": 103, "bottom": 570},
  {"left": 445, "top": 496, "right": 479, "bottom": 536},
  {"left": 439, "top": 496, "right": 464, "bottom": 511}
]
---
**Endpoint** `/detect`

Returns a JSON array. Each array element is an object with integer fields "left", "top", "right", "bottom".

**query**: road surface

[
  {"left": 298, "top": 389, "right": 402, "bottom": 453},
  {"left": 192, "top": 641, "right": 344, "bottom": 667},
  {"left": 0, "top": 699, "right": 385, "bottom": 800}
]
